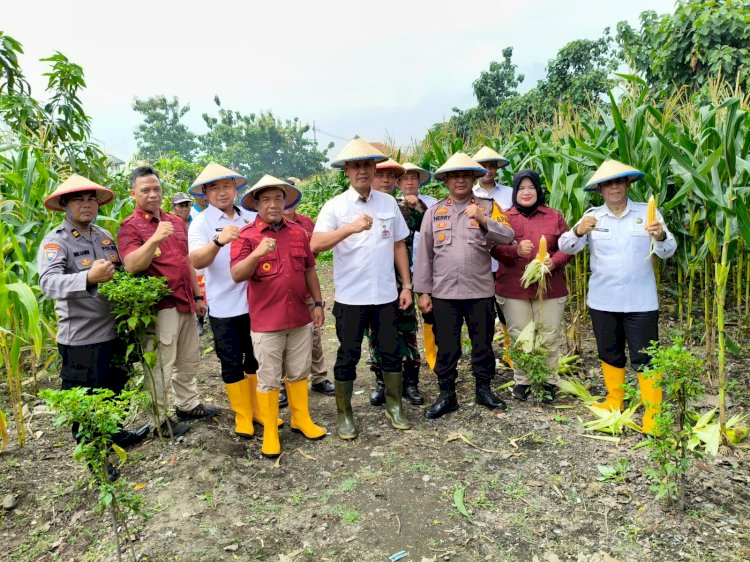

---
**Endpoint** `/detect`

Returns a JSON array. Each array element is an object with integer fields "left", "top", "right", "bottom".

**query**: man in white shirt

[
  {"left": 559, "top": 159, "right": 676, "bottom": 434},
  {"left": 188, "top": 163, "right": 265, "bottom": 440},
  {"left": 311, "top": 138, "right": 413, "bottom": 440},
  {"left": 472, "top": 146, "right": 514, "bottom": 365}
]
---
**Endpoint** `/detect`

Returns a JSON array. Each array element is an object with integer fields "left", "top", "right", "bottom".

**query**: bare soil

[{"left": 2, "top": 264, "right": 750, "bottom": 562}]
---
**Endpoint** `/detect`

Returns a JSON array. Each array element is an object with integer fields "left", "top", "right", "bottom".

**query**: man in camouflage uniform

[{"left": 368, "top": 159, "right": 426, "bottom": 406}]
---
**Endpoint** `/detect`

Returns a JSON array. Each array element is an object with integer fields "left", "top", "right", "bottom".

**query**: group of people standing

[{"left": 38, "top": 136, "right": 675, "bottom": 470}]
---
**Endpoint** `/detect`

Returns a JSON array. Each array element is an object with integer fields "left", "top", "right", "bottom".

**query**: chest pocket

[
  {"left": 376, "top": 212, "right": 395, "bottom": 239},
  {"left": 433, "top": 220, "right": 452, "bottom": 247},
  {"left": 255, "top": 253, "right": 279, "bottom": 278},
  {"left": 290, "top": 246, "right": 307, "bottom": 271}
]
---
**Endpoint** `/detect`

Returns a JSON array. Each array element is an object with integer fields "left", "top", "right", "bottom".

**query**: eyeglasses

[{"left": 174, "top": 202, "right": 191, "bottom": 208}]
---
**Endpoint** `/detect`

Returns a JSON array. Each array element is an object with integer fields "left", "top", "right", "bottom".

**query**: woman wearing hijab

[{"left": 491, "top": 170, "right": 572, "bottom": 402}]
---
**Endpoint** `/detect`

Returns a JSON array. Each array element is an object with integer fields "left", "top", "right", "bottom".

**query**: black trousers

[
  {"left": 209, "top": 313, "right": 258, "bottom": 384},
  {"left": 589, "top": 308, "right": 659, "bottom": 372},
  {"left": 432, "top": 297, "right": 496, "bottom": 391},
  {"left": 58, "top": 339, "right": 128, "bottom": 394},
  {"left": 333, "top": 300, "right": 401, "bottom": 382}
]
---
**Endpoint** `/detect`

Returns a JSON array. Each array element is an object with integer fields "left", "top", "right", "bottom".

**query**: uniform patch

[
  {"left": 478, "top": 206, "right": 486, "bottom": 212},
  {"left": 635, "top": 217, "right": 643, "bottom": 224},
  {"left": 491, "top": 203, "right": 510, "bottom": 226},
  {"left": 44, "top": 243, "right": 61, "bottom": 262},
  {"left": 436, "top": 221, "right": 447, "bottom": 229},
  {"left": 71, "top": 229, "right": 80, "bottom": 238},
  {"left": 445, "top": 198, "right": 453, "bottom": 206},
  {"left": 109, "top": 253, "right": 119, "bottom": 262},
  {"left": 468, "top": 220, "right": 479, "bottom": 229},
  {"left": 261, "top": 262, "right": 272, "bottom": 272},
  {"left": 437, "top": 233, "right": 446, "bottom": 242},
  {"left": 101, "top": 239, "right": 112, "bottom": 245},
  {"left": 73, "top": 250, "right": 91, "bottom": 257},
  {"left": 81, "top": 258, "right": 92, "bottom": 267},
  {"left": 435, "top": 207, "right": 449, "bottom": 215},
  {"left": 154, "top": 247, "right": 162, "bottom": 257}
]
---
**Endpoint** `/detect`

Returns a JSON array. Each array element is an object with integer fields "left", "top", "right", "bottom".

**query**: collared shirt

[
  {"left": 413, "top": 195, "right": 515, "bottom": 300},
  {"left": 117, "top": 208, "right": 196, "bottom": 314},
  {"left": 314, "top": 186, "right": 409, "bottom": 305},
  {"left": 288, "top": 212, "right": 315, "bottom": 238},
  {"left": 491, "top": 206, "right": 572, "bottom": 299},
  {"left": 412, "top": 194, "right": 437, "bottom": 270},
  {"left": 230, "top": 218, "right": 315, "bottom": 332},
  {"left": 559, "top": 198, "right": 677, "bottom": 312},
  {"left": 188, "top": 204, "right": 256, "bottom": 318},
  {"left": 38, "top": 218, "right": 121, "bottom": 346}
]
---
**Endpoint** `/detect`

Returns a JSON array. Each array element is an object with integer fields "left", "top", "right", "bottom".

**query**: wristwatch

[
  {"left": 212, "top": 234, "right": 225, "bottom": 248},
  {"left": 314, "top": 300, "right": 325, "bottom": 308},
  {"left": 194, "top": 295, "right": 205, "bottom": 301},
  {"left": 402, "top": 283, "right": 413, "bottom": 290}
]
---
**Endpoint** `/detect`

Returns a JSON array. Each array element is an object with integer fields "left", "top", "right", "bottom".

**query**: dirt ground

[{"left": 2, "top": 264, "right": 750, "bottom": 562}]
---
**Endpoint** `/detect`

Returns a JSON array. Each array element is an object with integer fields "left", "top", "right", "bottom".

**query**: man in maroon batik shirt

[{"left": 117, "top": 166, "right": 219, "bottom": 437}]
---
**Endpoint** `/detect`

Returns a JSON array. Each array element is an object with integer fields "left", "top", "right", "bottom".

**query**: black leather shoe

[
  {"left": 512, "top": 384, "right": 530, "bottom": 401},
  {"left": 425, "top": 391, "right": 459, "bottom": 419},
  {"left": 370, "top": 382, "right": 385, "bottom": 406},
  {"left": 278, "top": 387, "right": 288, "bottom": 408},
  {"left": 106, "top": 462, "right": 119, "bottom": 482},
  {"left": 112, "top": 424, "right": 150, "bottom": 448},
  {"left": 311, "top": 380, "right": 335, "bottom": 396},
  {"left": 175, "top": 403, "right": 220, "bottom": 420},
  {"left": 475, "top": 384, "right": 507, "bottom": 410},
  {"left": 152, "top": 417, "right": 191, "bottom": 438},
  {"left": 403, "top": 384, "right": 424, "bottom": 405}
]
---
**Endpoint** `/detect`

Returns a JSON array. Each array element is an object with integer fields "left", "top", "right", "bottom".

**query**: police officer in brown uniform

[
  {"left": 38, "top": 175, "right": 149, "bottom": 450},
  {"left": 413, "top": 153, "right": 515, "bottom": 418}
]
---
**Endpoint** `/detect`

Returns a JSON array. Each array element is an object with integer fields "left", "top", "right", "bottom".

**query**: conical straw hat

[
  {"left": 472, "top": 146, "right": 510, "bottom": 167},
  {"left": 584, "top": 159, "right": 644, "bottom": 191},
  {"left": 189, "top": 163, "right": 247, "bottom": 197},
  {"left": 433, "top": 152, "right": 487, "bottom": 181},
  {"left": 401, "top": 162, "right": 431, "bottom": 186},
  {"left": 241, "top": 174, "right": 303, "bottom": 211},
  {"left": 44, "top": 174, "right": 115, "bottom": 212},
  {"left": 376, "top": 158, "right": 406, "bottom": 178},
  {"left": 330, "top": 137, "right": 388, "bottom": 169}
]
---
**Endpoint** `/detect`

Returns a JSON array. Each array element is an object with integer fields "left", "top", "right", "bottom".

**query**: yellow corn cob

[
  {"left": 646, "top": 195, "right": 656, "bottom": 225},
  {"left": 536, "top": 235, "right": 548, "bottom": 262}
]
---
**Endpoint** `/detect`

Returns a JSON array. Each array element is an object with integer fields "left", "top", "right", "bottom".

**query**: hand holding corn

[{"left": 644, "top": 195, "right": 666, "bottom": 241}]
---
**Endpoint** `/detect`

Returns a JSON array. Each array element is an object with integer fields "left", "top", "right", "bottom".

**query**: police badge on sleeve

[{"left": 44, "top": 243, "right": 61, "bottom": 262}]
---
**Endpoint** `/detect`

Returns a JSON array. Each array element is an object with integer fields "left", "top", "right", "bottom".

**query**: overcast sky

[{"left": 4, "top": 0, "right": 675, "bottom": 161}]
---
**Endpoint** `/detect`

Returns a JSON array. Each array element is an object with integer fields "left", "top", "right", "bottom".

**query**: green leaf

[{"left": 453, "top": 486, "right": 473, "bottom": 523}]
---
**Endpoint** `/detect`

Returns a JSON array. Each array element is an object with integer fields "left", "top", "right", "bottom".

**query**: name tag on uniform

[{"left": 381, "top": 222, "right": 390, "bottom": 238}]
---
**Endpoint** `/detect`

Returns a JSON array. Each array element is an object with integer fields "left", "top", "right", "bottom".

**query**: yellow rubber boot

[
  {"left": 592, "top": 362, "right": 626, "bottom": 412},
  {"left": 501, "top": 323, "right": 514, "bottom": 368},
  {"left": 245, "top": 374, "right": 283, "bottom": 427},
  {"left": 423, "top": 323, "right": 437, "bottom": 371},
  {"left": 256, "top": 389, "right": 281, "bottom": 458},
  {"left": 224, "top": 379, "right": 254, "bottom": 439},
  {"left": 638, "top": 372, "right": 663, "bottom": 435},
  {"left": 286, "top": 379, "right": 326, "bottom": 440}
]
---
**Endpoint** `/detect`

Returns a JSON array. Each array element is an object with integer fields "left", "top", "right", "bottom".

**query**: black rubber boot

[
  {"left": 425, "top": 390, "right": 459, "bottom": 419},
  {"left": 369, "top": 371, "right": 385, "bottom": 406},
  {"left": 112, "top": 424, "right": 150, "bottom": 448},
  {"left": 402, "top": 361, "right": 424, "bottom": 405},
  {"left": 476, "top": 382, "right": 507, "bottom": 410}
]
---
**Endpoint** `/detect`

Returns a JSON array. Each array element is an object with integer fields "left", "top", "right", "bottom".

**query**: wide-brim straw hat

[
  {"left": 472, "top": 146, "right": 510, "bottom": 168},
  {"left": 433, "top": 152, "right": 487, "bottom": 182},
  {"left": 240, "top": 174, "right": 303, "bottom": 211},
  {"left": 330, "top": 137, "right": 388, "bottom": 169},
  {"left": 584, "top": 159, "right": 644, "bottom": 191},
  {"left": 189, "top": 163, "right": 247, "bottom": 197},
  {"left": 376, "top": 158, "right": 406, "bottom": 178},
  {"left": 44, "top": 174, "right": 115, "bottom": 212},
  {"left": 401, "top": 162, "right": 432, "bottom": 186}
]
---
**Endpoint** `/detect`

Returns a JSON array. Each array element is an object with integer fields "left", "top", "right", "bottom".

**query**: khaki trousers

[
  {"left": 144, "top": 307, "right": 201, "bottom": 422},
  {"left": 306, "top": 297, "right": 327, "bottom": 384},
  {"left": 252, "top": 323, "right": 313, "bottom": 392},
  {"left": 496, "top": 296, "right": 567, "bottom": 386}
]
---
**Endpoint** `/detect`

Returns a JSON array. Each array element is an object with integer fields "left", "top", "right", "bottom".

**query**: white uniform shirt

[
  {"left": 188, "top": 204, "right": 257, "bottom": 318},
  {"left": 412, "top": 193, "right": 438, "bottom": 270},
  {"left": 473, "top": 181, "right": 513, "bottom": 272},
  {"left": 314, "top": 186, "right": 409, "bottom": 305},
  {"left": 558, "top": 198, "right": 677, "bottom": 312}
]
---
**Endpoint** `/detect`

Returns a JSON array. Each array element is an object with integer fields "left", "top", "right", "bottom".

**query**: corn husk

[
  {"left": 558, "top": 376, "right": 601, "bottom": 403},
  {"left": 584, "top": 404, "right": 642, "bottom": 435},
  {"left": 520, "top": 238, "right": 551, "bottom": 299}
]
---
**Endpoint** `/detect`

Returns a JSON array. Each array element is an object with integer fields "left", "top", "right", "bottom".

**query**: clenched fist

[
  {"left": 87, "top": 259, "right": 115, "bottom": 284},
  {"left": 151, "top": 220, "right": 174, "bottom": 243},
  {"left": 465, "top": 204, "right": 487, "bottom": 227},
  {"left": 575, "top": 215, "right": 598, "bottom": 236},
  {"left": 252, "top": 237, "right": 276, "bottom": 258},
  {"left": 217, "top": 224, "right": 240, "bottom": 246},
  {"left": 350, "top": 214, "right": 374, "bottom": 233}
]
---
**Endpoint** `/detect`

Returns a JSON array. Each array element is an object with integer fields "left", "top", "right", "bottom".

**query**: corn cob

[
  {"left": 536, "top": 235, "right": 547, "bottom": 262},
  {"left": 646, "top": 195, "right": 656, "bottom": 225}
]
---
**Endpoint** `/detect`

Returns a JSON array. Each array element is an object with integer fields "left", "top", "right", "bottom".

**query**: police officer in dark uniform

[{"left": 38, "top": 175, "right": 149, "bottom": 452}]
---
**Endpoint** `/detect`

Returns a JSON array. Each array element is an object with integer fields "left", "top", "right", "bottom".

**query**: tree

[
  {"left": 473, "top": 47, "right": 524, "bottom": 114},
  {"left": 617, "top": 0, "right": 750, "bottom": 92},
  {"left": 132, "top": 96, "right": 198, "bottom": 161},
  {"left": 199, "top": 97, "right": 331, "bottom": 184}
]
